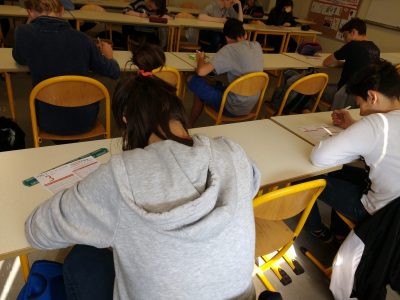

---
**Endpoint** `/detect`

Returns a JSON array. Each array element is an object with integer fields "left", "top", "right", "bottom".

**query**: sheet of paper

[
  {"left": 299, "top": 123, "right": 343, "bottom": 141},
  {"left": 36, "top": 156, "right": 100, "bottom": 194}
]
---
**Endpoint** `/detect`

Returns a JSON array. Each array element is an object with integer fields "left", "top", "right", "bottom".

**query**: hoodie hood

[{"left": 110, "top": 135, "right": 242, "bottom": 241}]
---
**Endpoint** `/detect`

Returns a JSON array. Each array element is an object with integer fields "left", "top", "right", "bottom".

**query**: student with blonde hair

[{"left": 13, "top": 0, "right": 120, "bottom": 136}]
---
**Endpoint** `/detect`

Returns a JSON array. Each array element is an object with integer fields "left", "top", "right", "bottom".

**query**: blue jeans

[
  {"left": 188, "top": 75, "right": 237, "bottom": 117},
  {"left": 306, "top": 166, "right": 370, "bottom": 235},
  {"left": 63, "top": 245, "right": 115, "bottom": 300}
]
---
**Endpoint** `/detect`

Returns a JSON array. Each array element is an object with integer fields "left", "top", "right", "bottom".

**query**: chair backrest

[
  {"left": 215, "top": 72, "right": 269, "bottom": 124},
  {"left": 79, "top": 4, "right": 106, "bottom": 12},
  {"left": 153, "top": 66, "right": 182, "bottom": 96},
  {"left": 253, "top": 179, "right": 326, "bottom": 238},
  {"left": 276, "top": 73, "right": 329, "bottom": 116},
  {"left": 396, "top": 64, "right": 400, "bottom": 74},
  {"left": 29, "top": 75, "right": 111, "bottom": 147}
]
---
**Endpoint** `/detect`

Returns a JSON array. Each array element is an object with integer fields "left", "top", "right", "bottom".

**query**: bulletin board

[{"left": 308, "top": 0, "right": 362, "bottom": 40}]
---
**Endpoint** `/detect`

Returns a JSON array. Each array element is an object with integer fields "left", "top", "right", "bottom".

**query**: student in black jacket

[
  {"left": 13, "top": 0, "right": 120, "bottom": 136},
  {"left": 265, "top": 0, "right": 297, "bottom": 52}
]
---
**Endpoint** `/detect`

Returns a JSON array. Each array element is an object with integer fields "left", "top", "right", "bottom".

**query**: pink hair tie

[{"left": 138, "top": 69, "right": 153, "bottom": 76}]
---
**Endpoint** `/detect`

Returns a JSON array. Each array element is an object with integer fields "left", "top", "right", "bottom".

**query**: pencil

[{"left": 322, "top": 127, "right": 333, "bottom": 136}]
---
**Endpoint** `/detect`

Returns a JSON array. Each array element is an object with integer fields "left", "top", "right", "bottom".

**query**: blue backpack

[{"left": 17, "top": 260, "right": 67, "bottom": 300}]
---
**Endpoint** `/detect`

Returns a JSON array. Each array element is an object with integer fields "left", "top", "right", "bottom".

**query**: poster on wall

[{"left": 308, "top": 0, "right": 362, "bottom": 40}]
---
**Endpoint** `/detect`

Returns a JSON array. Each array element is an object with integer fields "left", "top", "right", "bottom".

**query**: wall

[{"left": 299, "top": 0, "right": 400, "bottom": 52}]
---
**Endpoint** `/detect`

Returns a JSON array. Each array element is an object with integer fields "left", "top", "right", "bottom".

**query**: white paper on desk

[
  {"left": 36, "top": 156, "right": 100, "bottom": 194},
  {"left": 299, "top": 124, "right": 343, "bottom": 141}
]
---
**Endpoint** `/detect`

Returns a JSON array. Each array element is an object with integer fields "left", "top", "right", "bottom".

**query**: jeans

[
  {"left": 63, "top": 245, "right": 115, "bottom": 300},
  {"left": 306, "top": 166, "right": 370, "bottom": 235}
]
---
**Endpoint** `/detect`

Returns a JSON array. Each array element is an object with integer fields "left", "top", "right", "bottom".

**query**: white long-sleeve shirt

[{"left": 310, "top": 110, "right": 400, "bottom": 214}]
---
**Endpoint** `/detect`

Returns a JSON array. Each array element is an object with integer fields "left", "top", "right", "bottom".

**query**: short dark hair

[
  {"left": 129, "top": 42, "right": 165, "bottom": 72},
  {"left": 346, "top": 60, "right": 400, "bottom": 101},
  {"left": 277, "top": 0, "right": 293, "bottom": 9},
  {"left": 151, "top": 0, "right": 166, "bottom": 16},
  {"left": 223, "top": 18, "right": 246, "bottom": 40},
  {"left": 112, "top": 75, "right": 193, "bottom": 150},
  {"left": 340, "top": 18, "right": 367, "bottom": 35}
]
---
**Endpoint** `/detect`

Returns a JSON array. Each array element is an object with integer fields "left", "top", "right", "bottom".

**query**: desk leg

[
  {"left": 19, "top": 254, "right": 30, "bottom": 283},
  {"left": 5, "top": 72, "right": 16, "bottom": 120}
]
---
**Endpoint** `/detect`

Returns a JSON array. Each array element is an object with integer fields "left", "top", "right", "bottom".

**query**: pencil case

[{"left": 149, "top": 16, "right": 168, "bottom": 24}]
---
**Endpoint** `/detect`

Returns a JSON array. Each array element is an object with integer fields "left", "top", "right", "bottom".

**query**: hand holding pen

[{"left": 331, "top": 106, "right": 355, "bottom": 129}]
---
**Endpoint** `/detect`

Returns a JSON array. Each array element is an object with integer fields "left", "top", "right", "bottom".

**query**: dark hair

[
  {"left": 340, "top": 18, "right": 366, "bottom": 35},
  {"left": 346, "top": 60, "right": 400, "bottom": 101},
  {"left": 24, "top": 0, "right": 63, "bottom": 14},
  {"left": 223, "top": 18, "right": 246, "bottom": 40},
  {"left": 151, "top": 0, "right": 166, "bottom": 16},
  {"left": 130, "top": 42, "right": 165, "bottom": 72},
  {"left": 112, "top": 75, "right": 193, "bottom": 150},
  {"left": 276, "top": 0, "right": 293, "bottom": 10}
]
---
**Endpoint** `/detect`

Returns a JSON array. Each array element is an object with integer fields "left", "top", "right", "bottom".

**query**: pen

[
  {"left": 322, "top": 127, "right": 333, "bottom": 136},
  {"left": 344, "top": 106, "right": 351, "bottom": 110}
]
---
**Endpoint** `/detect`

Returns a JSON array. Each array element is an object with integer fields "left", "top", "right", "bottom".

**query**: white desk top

[
  {"left": 381, "top": 52, "right": 400, "bottom": 65},
  {"left": 283, "top": 52, "right": 331, "bottom": 68},
  {"left": 271, "top": 109, "right": 361, "bottom": 145},
  {"left": 171, "top": 52, "right": 312, "bottom": 70},
  {"left": 0, "top": 48, "right": 194, "bottom": 72},
  {"left": 0, "top": 119, "right": 339, "bottom": 259}
]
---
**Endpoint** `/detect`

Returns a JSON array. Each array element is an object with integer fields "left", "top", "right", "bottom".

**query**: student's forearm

[
  {"left": 198, "top": 13, "right": 225, "bottom": 23},
  {"left": 237, "top": 6, "right": 243, "bottom": 22}
]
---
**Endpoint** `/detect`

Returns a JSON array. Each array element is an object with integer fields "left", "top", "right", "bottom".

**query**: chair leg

[
  {"left": 19, "top": 254, "right": 30, "bottom": 282},
  {"left": 270, "top": 264, "right": 292, "bottom": 286},
  {"left": 300, "top": 247, "right": 332, "bottom": 278},
  {"left": 283, "top": 254, "right": 304, "bottom": 275},
  {"left": 255, "top": 266, "right": 276, "bottom": 292}
]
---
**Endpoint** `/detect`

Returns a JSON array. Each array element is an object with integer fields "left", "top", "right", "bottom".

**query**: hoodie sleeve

[
  {"left": 88, "top": 39, "right": 120, "bottom": 80},
  {"left": 310, "top": 116, "right": 377, "bottom": 167},
  {"left": 25, "top": 162, "right": 122, "bottom": 250}
]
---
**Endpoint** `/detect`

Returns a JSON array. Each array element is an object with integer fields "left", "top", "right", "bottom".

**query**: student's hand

[
  {"left": 196, "top": 51, "right": 205, "bottom": 61},
  {"left": 99, "top": 41, "right": 113, "bottom": 59},
  {"left": 139, "top": 11, "right": 148, "bottom": 18},
  {"left": 233, "top": 0, "right": 242, "bottom": 6},
  {"left": 331, "top": 109, "right": 355, "bottom": 129},
  {"left": 283, "top": 22, "right": 291, "bottom": 27}
]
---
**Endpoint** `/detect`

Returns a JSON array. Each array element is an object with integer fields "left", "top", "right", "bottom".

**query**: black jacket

[
  {"left": 352, "top": 198, "right": 400, "bottom": 300},
  {"left": 265, "top": 7, "right": 296, "bottom": 26}
]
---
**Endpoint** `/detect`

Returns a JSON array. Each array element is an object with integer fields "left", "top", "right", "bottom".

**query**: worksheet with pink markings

[
  {"left": 299, "top": 124, "right": 343, "bottom": 141},
  {"left": 35, "top": 156, "right": 100, "bottom": 194}
]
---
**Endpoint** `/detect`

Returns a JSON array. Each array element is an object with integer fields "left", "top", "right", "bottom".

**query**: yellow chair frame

[
  {"left": 153, "top": 66, "right": 182, "bottom": 97},
  {"left": 396, "top": 64, "right": 400, "bottom": 73},
  {"left": 29, "top": 75, "right": 111, "bottom": 147},
  {"left": 268, "top": 72, "right": 329, "bottom": 117},
  {"left": 204, "top": 72, "right": 269, "bottom": 125},
  {"left": 253, "top": 179, "right": 326, "bottom": 290}
]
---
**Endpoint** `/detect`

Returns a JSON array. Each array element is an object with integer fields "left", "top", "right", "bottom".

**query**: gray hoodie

[{"left": 25, "top": 135, "right": 261, "bottom": 299}]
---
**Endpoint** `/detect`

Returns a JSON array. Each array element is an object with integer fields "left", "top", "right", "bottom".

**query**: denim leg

[
  {"left": 306, "top": 169, "right": 370, "bottom": 233},
  {"left": 63, "top": 245, "right": 115, "bottom": 300}
]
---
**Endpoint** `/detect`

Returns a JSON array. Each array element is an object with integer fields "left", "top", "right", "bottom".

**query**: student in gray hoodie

[{"left": 25, "top": 44, "right": 261, "bottom": 300}]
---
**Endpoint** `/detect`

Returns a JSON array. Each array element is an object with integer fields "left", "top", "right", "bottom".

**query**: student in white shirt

[{"left": 307, "top": 60, "right": 400, "bottom": 242}]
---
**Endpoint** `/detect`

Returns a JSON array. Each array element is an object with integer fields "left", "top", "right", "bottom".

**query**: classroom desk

[
  {"left": 0, "top": 119, "right": 340, "bottom": 268},
  {"left": 171, "top": 52, "right": 313, "bottom": 70},
  {"left": 271, "top": 109, "right": 361, "bottom": 145},
  {"left": 380, "top": 53, "right": 400, "bottom": 65},
  {"left": 283, "top": 52, "right": 331, "bottom": 68},
  {"left": 72, "top": 0, "right": 130, "bottom": 9},
  {"left": 0, "top": 48, "right": 194, "bottom": 119}
]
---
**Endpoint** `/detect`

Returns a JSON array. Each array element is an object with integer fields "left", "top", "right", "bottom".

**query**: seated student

[
  {"left": 188, "top": 18, "right": 263, "bottom": 127},
  {"left": 24, "top": 44, "right": 261, "bottom": 300},
  {"left": 307, "top": 61, "right": 400, "bottom": 242},
  {"left": 323, "top": 18, "right": 380, "bottom": 109},
  {"left": 122, "top": 0, "right": 168, "bottom": 47},
  {"left": 13, "top": 0, "right": 120, "bottom": 137},
  {"left": 242, "top": 0, "right": 263, "bottom": 17},
  {"left": 264, "top": 0, "right": 297, "bottom": 52},
  {"left": 198, "top": 0, "right": 243, "bottom": 52}
]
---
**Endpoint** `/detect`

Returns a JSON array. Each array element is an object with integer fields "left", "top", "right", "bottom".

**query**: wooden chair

[
  {"left": 175, "top": 12, "right": 201, "bottom": 52},
  {"left": 153, "top": 66, "right": 182, "bottom": 96},
  {"left": 204, "top": 72, "right": 269, "bottom": 125},
  {"left": 396, "top": 64, "right": 400, "bottom": 74},
  {"left": 254, "top": 179, "right": 326, "bottom": 290},
  {"left": 29, "top": 75, "right": 111, "bottom": 147},
  {"left": 266, "top": 73, "right": 328, "bottom": 117},
  {"left": 78, "top": 4, "right": 113, "bottom": 41}
]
